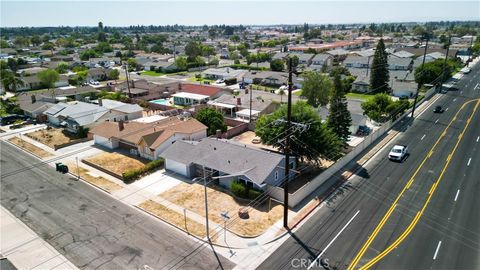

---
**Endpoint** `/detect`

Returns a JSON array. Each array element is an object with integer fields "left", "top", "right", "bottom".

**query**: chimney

[
  {"left": 98, "top": 98, "right": 103, "bottom": 107},
  {"left": 31, "top": 95, "right": 36, "bottom": 104},
  {"left": 237, "top": 97, "right": 241, "bottom": 105},
  {"left": 118, "top": 120, "right": 124, "bottom": 131},
  {"left": 216, "top": 129, "right": 222, "bottom": 138}
]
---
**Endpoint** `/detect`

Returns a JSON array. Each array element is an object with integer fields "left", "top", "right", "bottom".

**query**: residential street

[
  {"left": 258, "top": 61, "right": 480, "bottom": 270},
  {"left": 0, "top": 141, "right": 234, "bottom": 270}
]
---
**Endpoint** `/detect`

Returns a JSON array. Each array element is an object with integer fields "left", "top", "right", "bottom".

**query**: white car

[{"left": 389, "top": 145, "right": 408, "bottom": 162}]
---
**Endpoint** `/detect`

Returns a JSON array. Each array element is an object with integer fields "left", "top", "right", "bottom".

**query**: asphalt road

[
  {"left": 0, "top": 142, "right": 234, "bottom": 270},
  {"left": 259, "top": 62, "right": 480, "bottom": 270}
]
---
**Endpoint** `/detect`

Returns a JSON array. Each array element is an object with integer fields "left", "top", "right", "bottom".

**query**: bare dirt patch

[
  {"left": 139, "top": 200, "right": 212, "bottom": 239},
  {"left": 231, "top": 131, "right": 278, "bottom": 152},
  {"left": 65, "top": 163, "right": 122, "bottom": 193},
  {"left": 84, "top": 152, "right": 148, "bottom": 176},
  {"left": 8, "top": 137, "right": 52, "bottom": 158},
  {"left": 25, "top": 128, "right": 82, "bottom": 148},
  {"left": 160, "top": 182, "right": 283, "bottom": 237}
]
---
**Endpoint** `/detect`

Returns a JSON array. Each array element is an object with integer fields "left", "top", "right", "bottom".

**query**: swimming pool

[{"left": 150, "top": 99, "right": 170, "bottom": 105}]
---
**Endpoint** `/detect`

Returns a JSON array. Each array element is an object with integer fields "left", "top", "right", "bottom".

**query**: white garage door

[{"left": 166, "top": 159, "right": 188, "bottom": 177}]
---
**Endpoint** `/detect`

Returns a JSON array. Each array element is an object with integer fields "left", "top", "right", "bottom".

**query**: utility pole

[
  {"left": 283, "top": 57, "right": 293, "bottom": 229},
  {"left": 469, "top": 36, "right": 474, "bottom": 62},
  {"left": 441, "top": 36, "right": 451, "bottom": 90},
  {"left": 366, "top": 55, "right": 372, "bottom": 77},
  {"left": 411, "top": 37, "right": 429, "bottom": 118},
  {"left": 249, "top": 83, "right": 253, "bottom": 123},
  {"left": 124, "top": 63, "right": 132, "bottom": 99}
]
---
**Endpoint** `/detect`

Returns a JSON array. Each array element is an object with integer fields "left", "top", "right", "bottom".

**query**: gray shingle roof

[{"left": 161, "top": 138, "right": 285, "bottom": 186}]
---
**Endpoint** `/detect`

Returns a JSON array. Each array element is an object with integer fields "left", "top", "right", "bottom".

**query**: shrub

[
  {"left": 231, "top": 181, "right": 247, "bottom": 198},
  {"left": 224, "top": 78, "right": 237, "bottom": 85},
  {"left": 231, "top": 180, "right": 263, "bottom": 200},
  {"left": 248, "top": 189, "right": 263, "bottom": 200},
  {"left": 122, "top": 158, "right": 164, "bottom": 183}
]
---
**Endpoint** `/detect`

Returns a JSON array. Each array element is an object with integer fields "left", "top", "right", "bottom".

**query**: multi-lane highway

[
  {"left": 259, "top": 61, "right": 480, "bottom": 270},
  {"left": 0, "top": 142, "right": 233, "bottom": 270}
]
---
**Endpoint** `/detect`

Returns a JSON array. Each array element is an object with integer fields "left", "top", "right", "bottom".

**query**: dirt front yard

[
  {"left": 139, "top": 200, "right": 212, "bottom": 239},
  {"left": 160, "top": 182, "right": 283, "bottom": 237},
  {"left": 84, "top": 152, "right": 148, "bottom": 176},
  {"left": 8, "top": 137, "right": 53, "bottom": 158},
  {"left": 65, "top": 163, "right": 122, "bottom": 193},
  {"left": 25, "top": 128, "right": 82, "bottom": 148}
]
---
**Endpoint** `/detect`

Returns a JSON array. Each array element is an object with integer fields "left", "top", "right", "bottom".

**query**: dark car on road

[{"left": 434, "top": 105, "right": 444, "bottom": 113}]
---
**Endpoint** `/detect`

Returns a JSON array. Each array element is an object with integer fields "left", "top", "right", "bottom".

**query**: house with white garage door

[{"left": 160, "top": 138, "right": 296, "bottom": 191}]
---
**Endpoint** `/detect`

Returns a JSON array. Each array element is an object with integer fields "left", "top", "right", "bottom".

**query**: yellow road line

[
  {"left": 348, "top": 99, "right": 480, "bottom": 270},
  {"left": 358, "top": 99, "right": 480, "bottom": 270}
]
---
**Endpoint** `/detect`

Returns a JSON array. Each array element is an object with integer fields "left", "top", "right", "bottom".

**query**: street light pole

[{"left": 441, "top": 36, "right": 451, "bottom": 90}]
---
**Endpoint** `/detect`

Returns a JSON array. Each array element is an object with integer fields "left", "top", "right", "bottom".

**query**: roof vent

[{"left": 214, "top": 147, "right": 216, "bottom": 150}]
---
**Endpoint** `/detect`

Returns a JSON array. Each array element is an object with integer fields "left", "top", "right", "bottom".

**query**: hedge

[
  {"left": 122, "top": 158, "right": 164, "bottom": 183},
  {"left": 231, "top": 180, "right": 263, "bottom": 200}
]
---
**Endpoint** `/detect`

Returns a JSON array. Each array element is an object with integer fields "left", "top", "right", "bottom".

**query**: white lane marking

[
  {"left": 467, "top": 158, "right": 472, "bottom": 166},
  {"left": 446, "top": 108, "right": 449, "bottom": 111},
  {"left": 477, "top": 136, "right": 479, "bottom": 143},
  {"left": 475, "top": 83, "right": 479, "bottom": 90},
  {"left": 453, "top": 98, "right": 457, "bottom": 102},
  {"left": 435, "top": 119, "right": 439, "bottom": 124},
  {"left": 421, "top": 134, "right": 426, "bottom": 140},
  {"left": 307, "top": 210, "right": 361, "bottom": 270},
  {"left": 433, "top": 241, "right": 442, "bottom": 260},
  {"left": 460, "top": 91, "right": 463, "bottom": 94},
  {"left": 454, "top": 189, "right": 460, "bottom": 202}
]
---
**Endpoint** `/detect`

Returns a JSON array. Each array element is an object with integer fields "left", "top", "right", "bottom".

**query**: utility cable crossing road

[{"left": 259, "top": 62, "right": 480, "bottom": 270}]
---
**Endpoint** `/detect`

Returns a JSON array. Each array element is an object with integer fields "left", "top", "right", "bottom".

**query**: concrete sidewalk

[{"left": 0, "top": 206, "right": 78, "bottom": 270}]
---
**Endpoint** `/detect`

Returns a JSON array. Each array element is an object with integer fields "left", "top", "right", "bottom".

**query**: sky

[{"left": 1, "top": 0, "right": 479, "bottom": 27}]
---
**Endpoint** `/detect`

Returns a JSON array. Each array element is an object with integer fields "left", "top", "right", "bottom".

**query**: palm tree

[{"left": 1, "top": 70, "right": 25, "bottom": 92}]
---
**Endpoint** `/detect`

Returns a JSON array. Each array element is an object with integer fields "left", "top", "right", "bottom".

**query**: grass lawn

[
  {"left": 139, "top": 200, "right": 212, "bottom": 239},
  {"left": 141, "top": 70, "right": 167, "bottom": 76},
  {"left": 84, "top": 152, "right": 148, "bottom": 176},
  {"left": 65, "top": 163, "right": 122, "bottom": 193},
  {"left": 25, "top": 128, "right": 82, "bottom": 149},
  {"left": 160, "top": 182, "right": 284, "bottom": 237},
  {"left": 8, "top": 137, "right": 53, "bottom": 158},
  {"left": 293, "top": 90, "right": 303, "bottom": 96},
  {"left": 346, "top": 92, "right": 375, "bottom": 101}
]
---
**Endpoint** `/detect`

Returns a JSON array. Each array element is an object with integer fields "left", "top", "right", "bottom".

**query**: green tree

[
  {"left": 194, "top": 107, "right": 227, "bottom": 136},
  {"left": 55, "top": 62, "right": 69, "bottom": 74},
  {"left": 327, "top": 74, "right": 352, "bottom": 143},
  {"left": 414, "top": 58, "right": 460, "bottom": 85},
  {"left": 0, "top": 39, "right": 9, "bottom": 48},
  {"left": 230, "top": 35, "right": 240, "bottom": 42},
  {"left": 370, "top": 38, "right": 390, "bottom": 93},
  {"left": 95, "top": 41, "right": 113, "bottom": 53},
  {"left": 301, "top": 71, "right": 333, "bottom": 107},
  {"left": 270, "top": 59, "right": 285, "bottom": 71},
  {"left": 41, "top": 42, "right": 55, "bottom": 51},
  {"left": 256, "top": 101, "right": 342, "bottom": 162},
  {"left": 126, "top": 58, "right": 138, "bottom": 71},
  {"left": 80, "top": 49, "right": 99, "bottom": 60},
  {"left": 37, "top": 69, "right": 59, "bottom": 90},
  {"left": 30, "top": 35, "right": 42, "bottom": 46},
  {"left": 108, "top": 69, "right": 120, "bottom": 80},
  {"left": 361, "top": 93, "right": 408, "bottom": 123},
  {"left": 175, "top": 56, "right": 188, "bottom": 70},
  {"left": 1, "top": 70, "right": 25, "bottom": 92},
  {"left": 185, "top": 41, "right": 202, "bottom": 62}
]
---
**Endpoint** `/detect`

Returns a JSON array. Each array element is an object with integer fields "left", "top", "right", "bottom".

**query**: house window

[
  {"left": 275, "top": 171, "right": 278, "bottom": 180},
  {"left": 125, "top": 115, "right": 128, "bottom": 120}
]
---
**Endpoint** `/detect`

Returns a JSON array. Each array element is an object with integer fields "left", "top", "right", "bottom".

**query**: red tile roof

[{"left": 180, "top": 83, "right": 222, "bottom": 97}]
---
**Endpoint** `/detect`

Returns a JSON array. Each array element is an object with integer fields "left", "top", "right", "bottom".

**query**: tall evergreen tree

[
  {"left": 370, "top": 38, "right": 390, "bottom": 93},
  {"left": 328, "top": 74, "right": 352, "bottom": 144}
]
